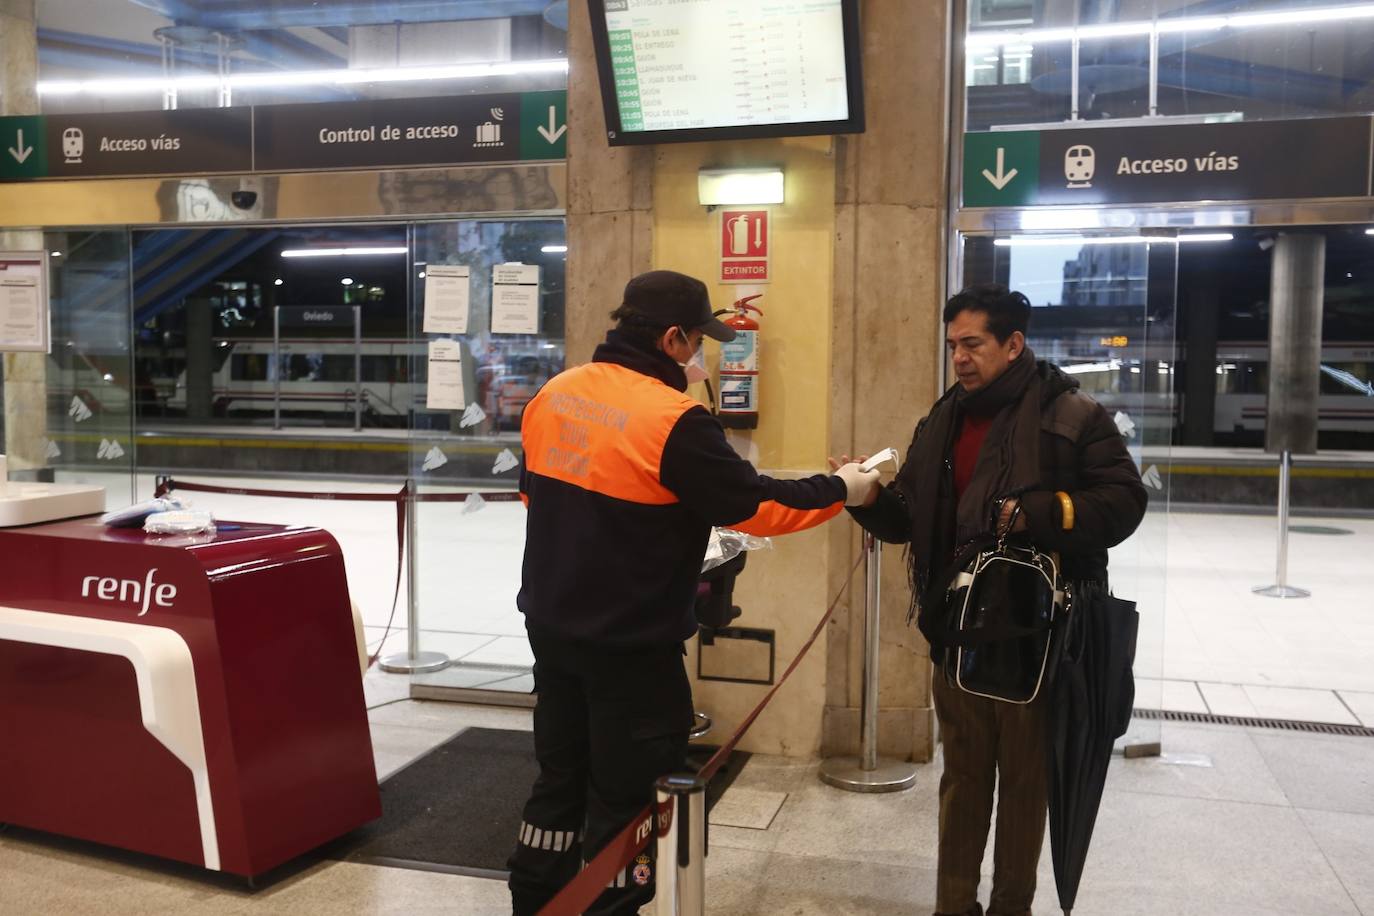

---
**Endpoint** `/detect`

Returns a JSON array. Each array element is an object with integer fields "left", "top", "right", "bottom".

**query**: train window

[
  {"left": 1215, "top": 361, "right": 1265, "bottom": 395},
  {"left": 231, "top": 353, "right": 270, "bottom": 381},
  {"left": 318, "top": 355, "right": 355, "bottom": 383},
  {"left": 360, "top": 355, "right": 404, "bottom": 383}
]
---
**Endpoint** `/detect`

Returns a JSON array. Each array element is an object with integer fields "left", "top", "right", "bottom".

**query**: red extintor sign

[{"left": 720, "top": 209, "right": 769, "bottom": 284}]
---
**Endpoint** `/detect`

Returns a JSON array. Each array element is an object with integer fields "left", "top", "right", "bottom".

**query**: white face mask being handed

[{"left": 677, "top": 331, "right": 710, "bottom": 384}]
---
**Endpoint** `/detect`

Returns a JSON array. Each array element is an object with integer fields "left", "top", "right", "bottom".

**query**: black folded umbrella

[{"left": 1046, "top": 583, "right": 1139, "bottom": 915}]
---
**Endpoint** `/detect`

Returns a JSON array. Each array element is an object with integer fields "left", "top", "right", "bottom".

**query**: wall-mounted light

[
  {"left": 541, "top": 245, "right": 568, "bottom": 253},
  {"left": 697, "top": 168, "right": 785, "bottom": 206}
]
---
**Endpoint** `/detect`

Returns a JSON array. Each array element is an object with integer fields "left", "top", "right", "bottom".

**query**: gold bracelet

[{"left": 1056, "top": 491, "right": 1074, "bottom": 531}]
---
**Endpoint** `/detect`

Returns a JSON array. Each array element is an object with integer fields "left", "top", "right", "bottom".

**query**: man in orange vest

[{"left": 508, "top": 269, "right": 879, "bottom": 915}]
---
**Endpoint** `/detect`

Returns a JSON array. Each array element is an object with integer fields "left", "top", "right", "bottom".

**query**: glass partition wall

[
  {"left": 956, "top": 229, "right": 1179, "bottom": 751},
  {"left": 2, "top": 230, "right": 137, "bottom": 506},
  {"left": 965, "top": 0, "right": 1374, "bottom": 131},
  {"left": 97, "top": 217, "right": 563, "bottom": 699}
]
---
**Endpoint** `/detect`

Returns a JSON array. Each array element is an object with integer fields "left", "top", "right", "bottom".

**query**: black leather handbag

[{"left": 941, "top": 502, "right": 1067, "bottom": 705}]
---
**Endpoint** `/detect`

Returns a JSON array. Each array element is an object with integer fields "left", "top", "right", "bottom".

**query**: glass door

[
  {"left": 406, "top": 217, "right": 567, "bottom": 699},
  {"left": 957, "top": 228, "right": 1180, "bottom": 752}
]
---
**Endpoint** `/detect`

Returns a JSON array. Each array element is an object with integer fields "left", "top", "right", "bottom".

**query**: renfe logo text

[{"left": 81, "top": 568, "right": 177, "bottom": 616}]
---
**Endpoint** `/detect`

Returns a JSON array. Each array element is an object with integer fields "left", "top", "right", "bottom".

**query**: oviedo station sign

[
  {"left": 963, "top": 116, "right": 1373, "bottom": 207},
  {"left": 0, "top": 90, "right": 567, "bottom": 182}
]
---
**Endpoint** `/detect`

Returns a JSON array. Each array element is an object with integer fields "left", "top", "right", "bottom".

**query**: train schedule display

[
  {"left": 603, "top": 0, "right": 849, "bottom": 135},
  {"left": 591, "top": 0, "right": 864, "bottom": 145}
]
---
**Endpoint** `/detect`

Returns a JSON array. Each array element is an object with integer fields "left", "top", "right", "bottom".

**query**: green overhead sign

[
  {"left": 0, "top": 115, "right": 46, "bottom": 181},
  {"left": 963, "top": 117, "right": 1373, "bottom": 208},
  {"left": 0, "top": 90, "right": 568, "bottom": 183},
  {"left": 962, "top": 131, "right": 1040, "bottom": 208}
]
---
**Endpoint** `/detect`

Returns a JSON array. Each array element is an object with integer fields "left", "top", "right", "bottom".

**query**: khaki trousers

[{"left": 932, "top": 670, "right": 1048, "bottom": 916}]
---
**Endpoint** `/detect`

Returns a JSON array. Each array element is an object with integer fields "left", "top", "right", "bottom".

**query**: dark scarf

[
  {"left": 593, "top": 328, "right": 689, "bottom": 391},
  {"left": 895, "top": 348, "right": 1044, "bottom": 643}
]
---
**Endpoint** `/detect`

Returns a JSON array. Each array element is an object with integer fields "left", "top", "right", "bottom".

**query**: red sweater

[{"left": 953, "top": 413, "right": 995, "bottom": 501}]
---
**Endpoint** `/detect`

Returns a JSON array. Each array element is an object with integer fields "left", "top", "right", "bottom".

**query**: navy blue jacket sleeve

[{"left": 659, "top": 406, "right": 846, "bottom": 528}]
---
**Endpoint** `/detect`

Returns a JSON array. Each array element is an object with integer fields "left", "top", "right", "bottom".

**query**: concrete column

[
  {"left": 559, "top": 0, "right": 945, "bottom": 762},
  {"left": 1, "top": 0, "right": 47, "bottom": 474},
  {"left": 563, "top": 0, "right": 653, "bottom": 367},
  {"left": 1180, "top": 271, "right": 1220, "bottom": 446},
  {"left": 823, "top": 0, "right": 949, "bottom": 763},
  {"left": 1265, "top": 233, "right": 1325, "bottom": 455},
  {"left": 184, "top": 299, "right": 215, "bottom": 420}
]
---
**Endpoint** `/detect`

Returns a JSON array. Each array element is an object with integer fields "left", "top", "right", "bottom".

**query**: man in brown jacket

[{"left": 846, "top": 283, "right": 1147, "bottom": 916}]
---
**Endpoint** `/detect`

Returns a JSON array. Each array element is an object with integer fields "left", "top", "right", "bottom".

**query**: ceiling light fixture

[
  {"left": 993, "top": 233, "right": 1232, "bottom": 246},
  {"left": 280, "top": 247, "right": 407, "bottom": 258},
  {"left": 966, "top": 2, "right": 1374, "bottom": 47},
  {"left": 38, "top": 58, "right": 570, "bottom": 98}
]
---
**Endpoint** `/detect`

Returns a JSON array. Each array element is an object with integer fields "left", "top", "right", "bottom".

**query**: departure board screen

[{"left": 591, "top": 0, "right": 865, "bottom": 145}]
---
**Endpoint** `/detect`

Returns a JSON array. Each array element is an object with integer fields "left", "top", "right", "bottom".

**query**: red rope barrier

[
  {"left": 155, "top": 477, "right": 523, "bottom": 504},
  {"left": 158, "top": 475, "right": 869, "bottom": 914},
  {"left": 154, "top": 477, "right": 522, "bottom": 667},
  {"left": 536, "top": 550, "right": 866, "bottom": 916}
]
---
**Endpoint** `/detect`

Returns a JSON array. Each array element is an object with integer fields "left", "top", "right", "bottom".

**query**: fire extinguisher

[{"left": 718, "top": 294, "right": 762, "bottom": 429}]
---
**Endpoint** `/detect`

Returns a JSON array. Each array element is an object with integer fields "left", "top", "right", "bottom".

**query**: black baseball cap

[{"left": 620, "top": 270, "right": 736, "bottom": 342}]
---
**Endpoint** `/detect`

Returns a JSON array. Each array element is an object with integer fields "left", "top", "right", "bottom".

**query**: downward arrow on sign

[
  {"left": 981, "top": 147, "right": 1018, "bottom": 190},
  {"left": 537, "top": 106, "right": 567, "bottom": 144},
  {"left": 8, "top": 128, "right": 33, "bottom": 164}
]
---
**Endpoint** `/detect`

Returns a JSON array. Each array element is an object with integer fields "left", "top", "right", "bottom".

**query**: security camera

[{"left": 230, "top": 190, "right": 258, "bottom": 210}]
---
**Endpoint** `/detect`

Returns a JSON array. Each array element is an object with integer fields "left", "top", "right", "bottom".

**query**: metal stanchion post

[
  {"left": 380, "top": 478, "right": 451, "bottom": 673},
  {"left": 1253, "top": 449, "right": 1310, "bottom": 598},
  {"left": 654, "top": 774, "right": 706, "bottom": 916},
  {"left": 353, "top": 305, "right": 362, "bottom": 432},
  {"left": 272, "top": 306, "right": 281, "bottom": 430},
  {"left": 819, "top": 533, "right": 918, "bottom": 792}
]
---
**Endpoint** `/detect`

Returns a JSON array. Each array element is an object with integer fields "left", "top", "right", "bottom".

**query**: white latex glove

[{"left": 832, "top": 462, "right": 881, "bottom": 507}]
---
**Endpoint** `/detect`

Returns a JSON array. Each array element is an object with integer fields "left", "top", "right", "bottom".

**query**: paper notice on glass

[
  {"left": 0, "top": 253, "right": 49, "bottom": 352},
  {"left": 491, "top": 263, "right": 541, "bottom": 335},
  {"left": 422, "top": 264, "right": 471, "bottom": 334},
  {"left": 426, "top": 339, "right": 465, "bottom": 410}
]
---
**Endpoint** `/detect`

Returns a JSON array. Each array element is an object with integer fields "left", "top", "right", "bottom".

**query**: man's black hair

[
  {"left": 942, "top": 283, "right": 1031, "bottom": 343},
  {"left": 609, "top": 304, "right": 673, "bottom": 349}
]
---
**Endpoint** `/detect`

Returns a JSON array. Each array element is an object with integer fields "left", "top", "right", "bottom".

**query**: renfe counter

[{"left": 0, "top": 515, "right": 381, "bottom": 878}]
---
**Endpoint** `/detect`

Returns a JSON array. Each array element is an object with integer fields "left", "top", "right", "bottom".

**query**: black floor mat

[{"left": 330, "top": 727, "right": 749, "bottom": 875}]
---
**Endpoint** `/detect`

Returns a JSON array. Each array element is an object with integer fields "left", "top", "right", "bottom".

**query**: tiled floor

[{"left": 5, "top": 670, "right": 1372, "bottom": 915}]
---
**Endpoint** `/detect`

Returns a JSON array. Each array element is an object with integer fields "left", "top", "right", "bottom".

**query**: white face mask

[{"left": 676, "top": 330, "right": 709, "bottom": 384}]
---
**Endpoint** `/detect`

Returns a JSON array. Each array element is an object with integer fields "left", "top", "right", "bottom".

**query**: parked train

[
  {"left": 50, "top": 338, "right": 1374, "bottom": 443},
  {"left": 1049, "top": 341, "right": 1374, "bottom": 441},
  {"left": 158, "top": 337, "right": 562, "bottom": 428}
]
